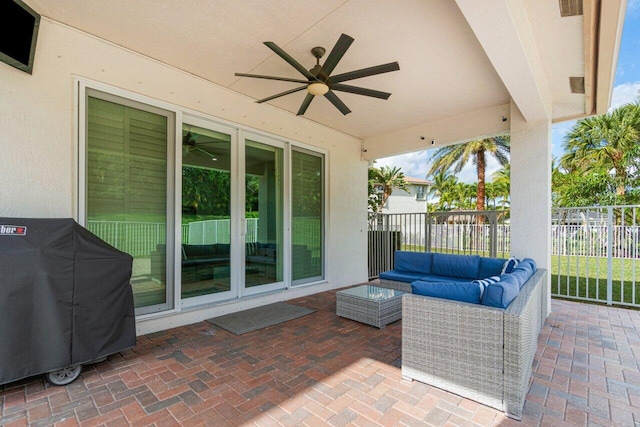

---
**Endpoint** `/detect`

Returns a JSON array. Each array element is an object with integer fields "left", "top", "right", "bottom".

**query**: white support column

[{"left": 509, "top": 101, "right": 552, "bottom": 314}]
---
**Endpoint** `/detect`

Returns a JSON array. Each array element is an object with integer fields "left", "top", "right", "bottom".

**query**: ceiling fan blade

[
  {"left": 330, "top": 83, "right": 391, "bottom": 100},
  {"left": 324, "top": 90, "right": 351, "bottom": 115},
  {"left": 321, "top": 33, "right": 354, "bottom": 76},
  {"left": 256, "top": 85, "right": 308, "bottom": 103},
  {"left": 328, "top": 62, "right": 400, "bottom": 84},
  {"left": 235, "top": 73, "right": 310, "bottom": 84},
  {"left": 194, "top": 146, "right": 218, "bottom": 160},
  {"left": 297, "top": 93, "right": 314, "bottom": 116},
  {"left": 264, "top": 41, "right": 318, "bottom": 81}
]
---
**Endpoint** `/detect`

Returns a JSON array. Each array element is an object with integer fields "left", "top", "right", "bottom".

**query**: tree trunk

[
  {"left": 616, "top": 169, "right": 626, "bottom": 197},
  {"left": 476, "top": 150, "right": 486, "bottom": 211}
]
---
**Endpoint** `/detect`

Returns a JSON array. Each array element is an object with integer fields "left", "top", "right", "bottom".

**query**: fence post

[
  {"left": 426, "top": 213, "right": 431, "bottom": 252},
  {"left": 607, "top": 207, "right": 613, "bottom": 305},
  {"left": 422, "top": 212, "right": 431, "bottom": 252},
  {"left": 489, "top": 211, "right": 497, "bottom": 258},
  {"left": 114, "top": 221, "right": 119, "bottom": 251}
]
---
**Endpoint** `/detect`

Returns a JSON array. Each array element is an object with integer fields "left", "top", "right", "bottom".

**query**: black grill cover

[{"left": 0, "top": 218, "right": 136, "bottom": 385}]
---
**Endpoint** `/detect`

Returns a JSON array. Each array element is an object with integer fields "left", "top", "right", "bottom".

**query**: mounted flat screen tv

[{"left": 0, "top": 0, "right": 40, "bottom": 74}]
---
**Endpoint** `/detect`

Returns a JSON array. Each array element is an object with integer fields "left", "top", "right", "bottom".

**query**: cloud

[
  {"left": 610, "top": 81, "right": 640, "bottom": 110},
  {"left": 375, "top": 151, "right": 430, "bottom": 180}
]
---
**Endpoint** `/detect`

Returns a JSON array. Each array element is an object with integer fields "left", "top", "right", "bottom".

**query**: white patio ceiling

[{"left": 23, "top": 0, "right": 625, "bottom": 147}]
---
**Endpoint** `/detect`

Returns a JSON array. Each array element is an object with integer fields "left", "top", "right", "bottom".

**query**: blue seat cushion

[
  {"left": 478, "top": 256, "right": 507, "bottom": 278},
  {"left": 481, "top": 274, "right": 520, "bottom": 308},
  {"left": 411, "top": 280, "right": 482, "bottom": 304},
  {"left": 417, "top": 274, "right": 467, "bottom": 283},
  {"left": 394, "top": 251, "right": 432, "bottom": 274},
  {"left": 431, "top": 253, "right": 480, "bottom": 279},
  {"left": 379, "top": 270, "right": 426, "bottom": 283}
]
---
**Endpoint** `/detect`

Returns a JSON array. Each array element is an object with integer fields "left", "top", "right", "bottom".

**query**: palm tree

[
  {"left": 485, "top": 182, "right": 498, "bottom": 209},
  {"left": 428, "top": 136, "right": 510, "bottom": 211},
  {"left": 369, "top": 165, "right": 409, "bottom": 212},
  {"left": 427, "top": 171, "right": 458, "bottom": 211},
  {"left": 491, "top": 164, "right": 510, "bottom": 209},
  {"left": 560, "top": 103, "right": 640, "bottom": 198}
]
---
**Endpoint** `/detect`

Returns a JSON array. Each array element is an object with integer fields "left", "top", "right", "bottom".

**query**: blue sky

[{"left": 377, "top": 1, "right": 640, "bottom": 182}]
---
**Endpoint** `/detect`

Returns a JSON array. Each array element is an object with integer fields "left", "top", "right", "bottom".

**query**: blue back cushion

[
  {"left": 431, "top": 253, "right": 480, "bottom": 279},
  {"left": 509, "top": 268, "right": 530, "bottom": 288},
  {"left": 518, "top": 258, "right": 537, "bottom": 272},
  {"left": 394, "top": 251, "right": 432, "bottom": 274},
  {"left": 183, "top": 244, "right": 215, "bottom": 259},
  {"left": 411, "top": 280, "right": 482, "bottom": 304},
  {"left": 509, "top": 257, "right": 539, "bottom": 288},
  {"left": 481, "top": 274, "right": 520, "bottom": 308},
  {"left": 478, "top": 257, "right": 507, "bottom": 278},
  {"left": 215, "top": 243, "right": 230, "bottom": 255}
]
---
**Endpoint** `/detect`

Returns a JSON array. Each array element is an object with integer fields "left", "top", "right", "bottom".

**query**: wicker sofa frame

[
  {"left": 379, "top": 278, "right": 413, "bottom": 293},
  {"left": 397, "top": 268, "right": 548, "bottom": 420}
]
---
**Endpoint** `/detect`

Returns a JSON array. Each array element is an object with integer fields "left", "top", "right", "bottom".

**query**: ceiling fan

[
  {"left": 183, "top": 131, "right": 217, "bottom": 161},
  {"left": 235, "top": 33, "right": 400, "bottom": 116}
]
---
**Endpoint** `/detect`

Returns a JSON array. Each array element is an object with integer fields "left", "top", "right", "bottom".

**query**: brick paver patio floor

[{"left": 2, "top": 282, "right": 640, "bottom": 426}]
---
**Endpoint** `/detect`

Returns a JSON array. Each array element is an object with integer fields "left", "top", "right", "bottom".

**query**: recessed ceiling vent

[
  {"left": 559, "top": 0, "right": 583, "bottom": 17},
  {"left": 570, "top": 76, "right": 585, "bottom": 94}
]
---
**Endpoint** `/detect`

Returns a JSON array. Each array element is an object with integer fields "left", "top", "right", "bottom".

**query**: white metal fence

[
  {"left": 87, "top": 221, "right": 173, "bottom": 257},
  {"left": 87, "top": 217, "right": 321, "bottom": 257},
  {"left": 552, "top": 206, "right": 640, "bottom": 308},
  {"left": 368, "top": 206, "right": 640, "bottom": 308}
]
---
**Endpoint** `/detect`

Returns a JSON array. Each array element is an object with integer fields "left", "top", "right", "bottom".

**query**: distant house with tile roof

[{"left": 380, "top": 176, "right": 433, "bottom": 214}]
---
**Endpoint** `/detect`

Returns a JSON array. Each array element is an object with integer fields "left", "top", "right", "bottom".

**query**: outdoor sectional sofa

[
  {"left": 151, "top": 242, "right": 315, "bottom": 283},
  {"left": 151, "top": 242, "right": 282, "bottom": 283},
  {"left": 378, "top": 251, "right": 548, "bottom": 420}
]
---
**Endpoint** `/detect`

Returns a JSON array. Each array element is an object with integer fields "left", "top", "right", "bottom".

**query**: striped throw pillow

[
  {"left": 501, "top": 257, "right": 520, "bottom": 274},
  {"left": 472, "top": 275, "right": 500, "bottom": 298}
]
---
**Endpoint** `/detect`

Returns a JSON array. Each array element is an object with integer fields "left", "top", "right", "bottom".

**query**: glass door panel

[
  {"left": 244, "top": 139, "right": 284, "bottom": 292},
  {"left": 291, "top": 149, "right": 324, "bottom": 284},
  {"left": 181, "top": 123, "right": 233, "bottom": 300},
  {"left": 85, "top": 93, "right": 173, "bottom": 314}
]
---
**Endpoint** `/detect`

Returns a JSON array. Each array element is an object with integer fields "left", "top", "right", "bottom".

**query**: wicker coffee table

[{"left": 336, "top": 285, "right": 405, "bottom": 328}]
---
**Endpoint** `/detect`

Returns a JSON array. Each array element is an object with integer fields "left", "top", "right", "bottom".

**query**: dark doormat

[{"left": 205, "top": 302, "right": 316, "bottom": 335}]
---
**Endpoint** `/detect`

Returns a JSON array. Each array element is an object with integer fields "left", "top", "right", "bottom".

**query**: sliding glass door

[
  {"left": 179, "top": 123, "right": 286, "bottom": 301},
  {"left": 180, "top": 121, "right": 235, "bottom": 303},
  {"left": 82, "top": 83, "right": 326, "bottom": 315},
  {"left": 243, "top": 137, "right": 285, "bottom": 294},
  {"left": 84, "top": 89, "right": 175, "bottom": 315},
  {"left": 291, "top": 148, "right": 324, "bottom": 284}
]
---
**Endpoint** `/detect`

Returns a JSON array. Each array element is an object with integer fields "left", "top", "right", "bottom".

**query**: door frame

[
  {"left": 179, "top": 115, "right": 239, "bottom": 308},
  {"left": 239, "top": 130, "right": 289, "bottom": 297}
]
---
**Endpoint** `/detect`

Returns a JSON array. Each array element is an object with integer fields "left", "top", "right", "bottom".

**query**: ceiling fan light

[{"left": 307, "top": 82, "right": 329, "bottom": 96}]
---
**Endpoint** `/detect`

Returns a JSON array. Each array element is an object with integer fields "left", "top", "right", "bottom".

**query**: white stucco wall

[
  {"left": 382, "top": 185, "right": 428, "bottom": 214},
  {"left": 509, "top": 101, "right": 552, "bottom": 315},
  {"left": 0, "top": 19, "right": 369, "bottom": 334}
]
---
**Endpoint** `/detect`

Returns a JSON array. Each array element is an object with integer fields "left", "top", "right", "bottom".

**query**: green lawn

[{"left": 551, "top": 255, "right": 640, "bottom": 305}]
